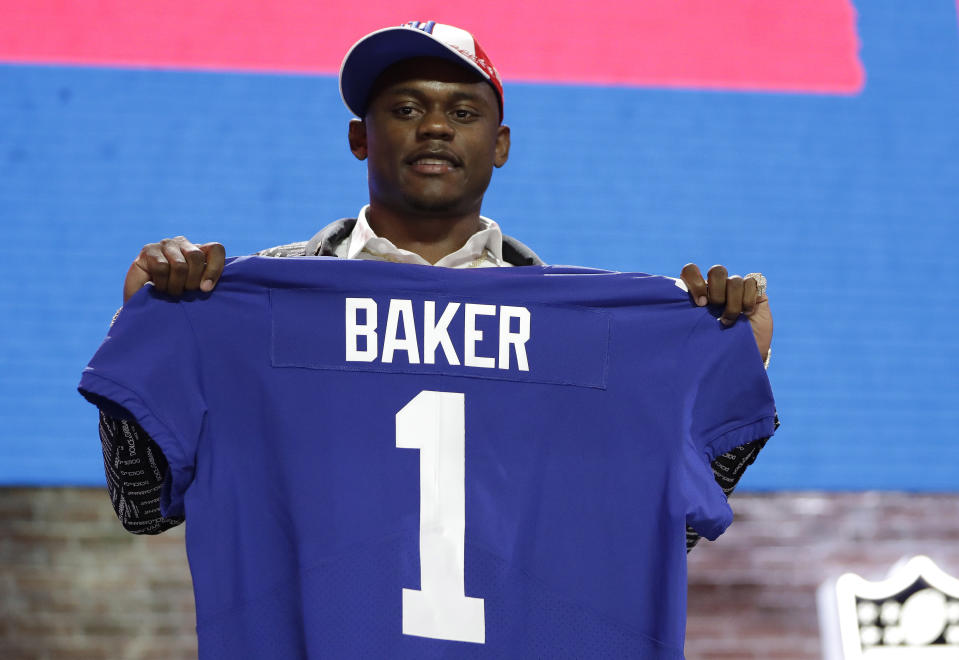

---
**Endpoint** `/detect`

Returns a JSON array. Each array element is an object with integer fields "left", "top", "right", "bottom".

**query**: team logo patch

[
  {"left": 404, "top": 20, "right": 437, "bottom": 34},
  {"left": 819, "top": 555, "right": 959, "bottom": 659}
]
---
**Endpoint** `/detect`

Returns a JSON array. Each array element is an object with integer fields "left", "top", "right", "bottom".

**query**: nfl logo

[{"left": 818, "top": 555, "right": 959, "bottom": 659}]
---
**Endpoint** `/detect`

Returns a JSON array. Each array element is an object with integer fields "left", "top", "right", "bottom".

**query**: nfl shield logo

[{"left": 818, "top": 555, "right": 959, "bottom": 659}]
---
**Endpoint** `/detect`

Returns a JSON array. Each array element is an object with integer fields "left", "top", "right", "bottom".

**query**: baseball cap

[{"left": 339, "top": 21, "right": 504, "bottom": 120}]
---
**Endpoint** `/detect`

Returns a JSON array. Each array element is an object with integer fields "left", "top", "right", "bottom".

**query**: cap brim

[{"left": 339, "top": 26, "right": 493, "bottom": 118}]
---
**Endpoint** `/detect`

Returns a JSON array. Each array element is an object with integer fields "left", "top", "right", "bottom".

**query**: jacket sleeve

[
  {"left": 99, "top": 410, "right": 184, "bottom": 534},
  {"left": 685, "top": 415, "right": 779, "bottom": 553},
  {"left": 96, "top": 243, "right": 309, "bottom": 533}
]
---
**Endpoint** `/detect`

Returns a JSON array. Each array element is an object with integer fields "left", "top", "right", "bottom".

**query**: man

[
  {"left": 83, "top": 21, "right": 777, "bottom": 657},
  {"left": 100, "top": 21, "right": 772, "bottom": 551}
]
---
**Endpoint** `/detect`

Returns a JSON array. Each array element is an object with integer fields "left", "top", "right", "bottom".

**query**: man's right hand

[{"left": 123, "top": 237, "right": 226, "bottom": 303}]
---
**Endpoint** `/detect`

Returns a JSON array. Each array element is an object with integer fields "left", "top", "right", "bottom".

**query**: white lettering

[
  {"left": 423, "top": 301, "right": 461, "bottom": 365},
  {"left": 463, "top": 304, "right": 496, "bottom": 369},
  {"left": 344, "top": 298, "right": 531, "bottom": 373},
  {"left": 382, "top": 299, "right": 420, "bottom": 364},
  {"left": 498, "top": 306, "right": 530, "bottom": 371},
  {"left": 345, "top": 298, "right": 377, "bottom": 362}
]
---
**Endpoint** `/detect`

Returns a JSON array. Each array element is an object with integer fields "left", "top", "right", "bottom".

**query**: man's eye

[
  {"left": 453, "top": 109, "right": 477, "bottom": 120},
  {"left": 393, "top": 106, "right": 417, "bottom": 117}
]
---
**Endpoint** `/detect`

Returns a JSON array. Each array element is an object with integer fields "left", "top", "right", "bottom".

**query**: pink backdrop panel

[{"left": 0, "top": 0, "right": 863, "bottom": 92}]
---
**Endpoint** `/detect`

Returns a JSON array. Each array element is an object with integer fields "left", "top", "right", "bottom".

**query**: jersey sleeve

[
  {"left": 78, "top": 288, "right": 207, "bottom": 519},
  {"left": 678, "top": 311, "right": 777, "bottom": 540}
]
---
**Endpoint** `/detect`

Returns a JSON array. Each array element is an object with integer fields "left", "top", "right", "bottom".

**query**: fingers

[
  {"left": 160, "top": 237, "right": 204, "bottom": 296},
  {"left": 706, "top": 265, "right": 727, "bottom": 306},
  {"left": 719, "top": 276, "right": 743, "bottom": 326},
  {"left": 681, "top": 263, "right": 764, "bottom": 329},
  {"left": 123, "top": 256, "right": 153, "bottom": 303},
  {"left": 198, "top": 243, "right": 226, "bottom": 292},
  {"left": 123, "top": 236, "right": 224, "bottom": 303},
  {"left": 680, "top": 263, "right": 708, "bottom": 306}
]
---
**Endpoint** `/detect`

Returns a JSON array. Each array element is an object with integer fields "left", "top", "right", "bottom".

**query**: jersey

[{"left": 78, "top": 256, "right": 776, "bottom": 659}]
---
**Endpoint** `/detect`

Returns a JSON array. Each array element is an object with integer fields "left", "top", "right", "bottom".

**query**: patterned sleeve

[
  {"left": 96, "top": 244, "right": 304, "bottom": 533},
  {"left": 99, "top": 410, "right": 184, "bottom": 534},
  {"left": 685, "top": 415, "right": 779, "bottom": 553}
]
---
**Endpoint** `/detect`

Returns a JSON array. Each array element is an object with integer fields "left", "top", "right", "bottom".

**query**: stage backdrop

[{"left": 1, "top": 1, "right": 957, "bottom": 489}]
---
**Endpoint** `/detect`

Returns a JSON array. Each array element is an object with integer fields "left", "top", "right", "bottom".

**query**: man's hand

[
  {"left": 680, "top": 263, "right": 773, "bottom": 362},
  {"left": 123, "top": 237, "right": 226, "bottom": 303}
]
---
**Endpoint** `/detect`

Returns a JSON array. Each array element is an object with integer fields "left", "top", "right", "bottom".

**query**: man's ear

[
  {"left": 348, "top": 119, "right": 368, "bottom": 161},
  {"left": 494, "top": 124, "right": 510, "bottom": 168}
]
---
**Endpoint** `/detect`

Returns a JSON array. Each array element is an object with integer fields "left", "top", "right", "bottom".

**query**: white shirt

[{"left": 333, "top": 205, "right": 512, "bottom": 268}]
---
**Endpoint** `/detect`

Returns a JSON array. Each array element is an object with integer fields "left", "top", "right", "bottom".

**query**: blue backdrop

[{"left": 1, "top": 1, "right": 957, "bottom": 489}]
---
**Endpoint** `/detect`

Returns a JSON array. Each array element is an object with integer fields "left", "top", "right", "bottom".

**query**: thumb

[
  {"left": 197, "top": 242, "right": 226, "bottom": 293},
  {"left": 746, "top": 297, "right": 773, "bottom": 361},
  {"left": 122, "top": 256, "right": 152, "bottom": 304}
]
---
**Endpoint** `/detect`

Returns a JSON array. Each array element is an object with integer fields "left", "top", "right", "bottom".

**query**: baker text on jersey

[{"left": 345, "top": 298, "right": 531, "bottom": 371}]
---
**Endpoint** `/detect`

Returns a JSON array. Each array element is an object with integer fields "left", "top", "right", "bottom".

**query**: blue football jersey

[{"left": 79, "top": 256, "right": 776, "bottom": 659}]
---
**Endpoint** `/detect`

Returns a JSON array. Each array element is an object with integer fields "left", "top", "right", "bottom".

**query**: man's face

[{"left": 349, "top": 58, "right": 510, "bottom": 218}]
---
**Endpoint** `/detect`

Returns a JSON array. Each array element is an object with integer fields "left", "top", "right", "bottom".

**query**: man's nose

[{"left": 416, "top": 108, "right": 455, "bottom": 140}]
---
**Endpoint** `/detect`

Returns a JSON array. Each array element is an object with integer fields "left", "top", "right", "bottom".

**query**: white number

[{"left": 396, "top": 391, "right": 485, "bottom": 644}]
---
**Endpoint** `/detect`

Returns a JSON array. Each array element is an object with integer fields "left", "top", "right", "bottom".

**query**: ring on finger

[{"left": 745, "top": 272, "right": 767, "bottom": 298}]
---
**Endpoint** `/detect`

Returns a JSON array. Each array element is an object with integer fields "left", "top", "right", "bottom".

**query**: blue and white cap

[{"left": 339, "top": 21, "right": 504, "bottom": 120}]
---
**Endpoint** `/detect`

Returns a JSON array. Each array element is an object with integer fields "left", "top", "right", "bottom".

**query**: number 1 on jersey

[{"left": 396, "top": 390, "right": 485, "bottom": 644}]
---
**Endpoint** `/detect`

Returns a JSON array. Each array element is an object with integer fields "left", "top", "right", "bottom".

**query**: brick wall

[
  {"left": 2, "top": 488, "right": 958, "bottom": 659},
  {"left": 687, "top": 492, "right": 959, "bottom": 659},
  {"left": 1, "top": 488, "right": 195, "bottom": 660}
]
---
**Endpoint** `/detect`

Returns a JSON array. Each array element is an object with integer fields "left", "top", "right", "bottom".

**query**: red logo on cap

[{"left": 448, "top": 44, "right": 501, "bottom": 84}]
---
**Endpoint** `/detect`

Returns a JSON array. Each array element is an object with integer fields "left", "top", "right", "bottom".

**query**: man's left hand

[{"left": 680, "top": 264, "right": 772, "bottom": 362}]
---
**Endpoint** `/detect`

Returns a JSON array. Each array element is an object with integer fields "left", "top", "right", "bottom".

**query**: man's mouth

[{"left": 407, "top": 152, "right": 461, "bottom": 174}]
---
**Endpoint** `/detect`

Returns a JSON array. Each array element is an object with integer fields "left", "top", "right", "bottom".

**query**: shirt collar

[{"left": 343, "top": 205, "right": 507, "bottom": 267}]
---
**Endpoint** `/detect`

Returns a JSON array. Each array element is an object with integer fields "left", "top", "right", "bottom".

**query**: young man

[
  {"left": 83, "top": 22, "right": 777, "bottom": 657},
  {"left": 101, "top": 22, "right": 772, "bottom": 548}
]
